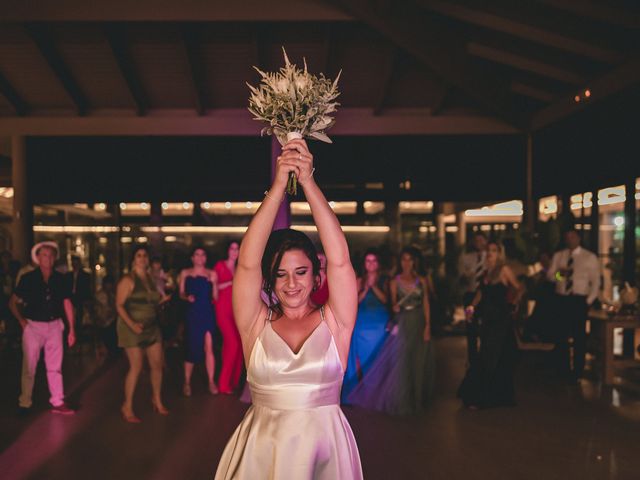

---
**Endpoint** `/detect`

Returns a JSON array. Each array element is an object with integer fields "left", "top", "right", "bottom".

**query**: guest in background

[
  {"left": 458, "top": 240, "right": 523, "bottom": 409},
  {"left": 66, "top": 255, "right": 91, "bottom": 336},
  {"left": 10, "top": 241, "right": 76, "bottom": 415},
  {"left": 342, "top": 248, "right": 389, "bottom": 402},
  {"left": 116, "top": 245, "right": 168, "bottom": 422},
  {"left": 150, "top": 256, "right": 175, "bottom": 344},
  {"left": 0, "top": 250, "right": 19, "bottom": 344},
  {"left": 524, "top": 251, "right": 557, "bottom": 342},
  {"left": 214, "top": 240, "right": 242, "bottom": 395},
  {"left": 181, "top": 246, "right": 219, "bottom": 397},
  {"left": 458, "top": 232, "right": 487, "bottom": 366},
  {"left": 547, "top": 229, "right": 600, "bottom": 382},
  {"left": 310, "top": 250, "right": 329, "bottom": 307},
  {"left": 348, "top": 246, "right": 434, "bottom": 415},
  {"left": 151, "top": 256, "right": 173, "bottom": 297},
  {"left": 94, "top": 275, "right": 118, "bottom": 356}
]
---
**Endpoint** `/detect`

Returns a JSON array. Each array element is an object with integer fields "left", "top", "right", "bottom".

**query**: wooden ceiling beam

[
  {"left": 416, "top": 0, "right": 625, "bottom": 65},
  {"left": 104, "top": 23, "right": 149, "bottom": 116},
  {"left": 0, "top": 71, "right": 30, "bottom": 116},
  {"left": 373, "top": 46, "right": 396, "bottom": 115},
  {"left": 468, "top": 42, "right": 586, "bottom": 85},
  {"left": 180, "top": 25, "right": 208, "bottom": 116},
  {"left": 24, "top": 23, "right": 89, "bottom": 116},
  {"left": 531, "top": 57, "right": 640, "bottom": 130},
  {"left": 510, "top": 82, "right": 554, "bottom": 103},
  {"left": 0, "top": 108, "right": 518, "bottom": 136},
  {"left": 327, "top": 0, "right": 526, "bottom": 129}
]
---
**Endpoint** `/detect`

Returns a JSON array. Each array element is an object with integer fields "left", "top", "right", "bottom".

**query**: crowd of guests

[{"left": 1, "top": 222, "right": 602, "bottom": 419}]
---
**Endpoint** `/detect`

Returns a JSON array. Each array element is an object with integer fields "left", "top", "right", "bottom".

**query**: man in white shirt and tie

[
  {"left": 458, "top": 232, "right": 487, "bottom": 365},
  {"left": 548, "top": 229, "right": 600, "bottom": 382}
]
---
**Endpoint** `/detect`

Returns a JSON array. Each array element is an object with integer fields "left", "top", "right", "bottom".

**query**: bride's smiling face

[{"left": 274, "top": 249, "right": 315, "bottom": 309}]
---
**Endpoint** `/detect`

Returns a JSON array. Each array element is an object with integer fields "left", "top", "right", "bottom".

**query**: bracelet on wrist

[{"left": 264, "top": 190, "right": 284, "bottom": 203}]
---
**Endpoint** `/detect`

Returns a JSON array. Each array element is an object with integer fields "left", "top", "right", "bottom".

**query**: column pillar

[
  {"left": 590, "top": 189, "right": 599, "bottom": 255},
  {"left": 150, "top": 202, "right": 163, "bottom": 256},
  {"left": 455, "top": 211, "right": 466, "bottom": 247},
  {"left": 11, "top": 135, "right": 32, "bottom": 263},
  {"left": 271, "top": 137, "right": 290, "bottom": 230},
  {"left": 524, "top": 133, "right": 535, "bottom": 232},
  {"left": 435, "top": 203, "right": 446, "bottom": 276},
  {"left": 385, "top": 200, "right": 401, "bottom": 253},
  {"left": 623, "top": 179, "right": 637, "bottom": 286}
]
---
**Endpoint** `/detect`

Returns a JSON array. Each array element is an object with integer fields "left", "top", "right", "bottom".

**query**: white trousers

[{"left": 19, "top": 319, "right": 65, "bottom": 408}]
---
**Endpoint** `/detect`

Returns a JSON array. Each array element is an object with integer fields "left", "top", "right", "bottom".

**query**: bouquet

[{"left": 247, "top": 48, "right": 341, "bottom": 194}]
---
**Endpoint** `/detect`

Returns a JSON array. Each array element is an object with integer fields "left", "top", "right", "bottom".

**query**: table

[{"left": 588, "top": 310, "right": 640, "bottom": 385}]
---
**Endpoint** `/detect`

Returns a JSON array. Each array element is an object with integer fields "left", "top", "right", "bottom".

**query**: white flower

[
  {"left": 275, "top": 78, "right": 290, "bottom": 94},
  {"left": 247, "top": 47, "right": 340, "bottom": 147},
  {"left": 294, "top": 76, "right": 309, "bottom": 91}
]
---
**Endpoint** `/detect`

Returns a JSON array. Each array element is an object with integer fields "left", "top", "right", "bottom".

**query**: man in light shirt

[
  {"left": 458, "top": 232, "right": 487, "bottom": 365},
  {"left": 548, "top": 229, "right": 600, "bottom": 382}
]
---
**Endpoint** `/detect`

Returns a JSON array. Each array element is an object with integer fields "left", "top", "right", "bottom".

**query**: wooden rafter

[
  {"left": 0, "top": 71, "right": 29, "bottom": 116},
  {"left": 181, "top": 25, "right": 208, "bottom": 116},
  {"left": 24, "top": 23, "right": 89, "bottom": 116},
  {"left": 531, "top": 57, "right": 640, "bottom": 130},
  {"left": 510, "top": 82, "right": 553, "bottom": 103},
  {"left": 373, "top": 46, "right": 396, "bottom": 115},
  {"left": 468, "top": 42, "right": 586, "bottom": 85},
  {"left": 327, "top": 0, "right": 526, "bottom": 129},
  {"left": 416, "top": 0, "right": 625, "bottom": 65},
  {"left": 104, "top": 23, "right": 148, "bottom": 116}
]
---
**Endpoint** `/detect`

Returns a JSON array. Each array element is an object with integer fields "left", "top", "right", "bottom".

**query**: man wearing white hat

[{"left": 9, "top": 241, "right": 76, "bottom": 415}]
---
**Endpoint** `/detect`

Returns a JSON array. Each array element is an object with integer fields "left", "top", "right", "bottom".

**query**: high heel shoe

[
  {"left": 121, "top": 405, "right": 141, "bottom": 423},
  {"left": 183, "top": 383, "right": 192, "bottom": 397},
  {"left": 151, "top": 400, "right": 169, "bottom": 416},
  {"left": 208, "top": 382, "right": 219, "bottom": 395}
]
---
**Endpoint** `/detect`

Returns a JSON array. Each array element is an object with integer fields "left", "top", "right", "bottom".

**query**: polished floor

[{"left": 1, "top": 336, "right": 639, "bottom": 480}]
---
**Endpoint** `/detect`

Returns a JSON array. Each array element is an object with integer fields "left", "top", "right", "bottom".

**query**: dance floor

[{"left": 1, "top": 336, "right": 639, "bottom": 480}]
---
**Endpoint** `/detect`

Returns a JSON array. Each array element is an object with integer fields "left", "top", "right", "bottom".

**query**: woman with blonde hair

[{"left": 458, "top": 240, "right": 523, "bottom": 409}]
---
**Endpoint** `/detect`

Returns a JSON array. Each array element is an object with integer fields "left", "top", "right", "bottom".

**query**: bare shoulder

[
  {"left": 500, "top": 264, "right": 514, "bottom": 277},
  {"left": 118, "top": 275, "right": 134, "bottom": 288}
]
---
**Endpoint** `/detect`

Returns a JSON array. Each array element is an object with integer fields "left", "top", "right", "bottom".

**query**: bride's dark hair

[{"left": 261, "top": 229, "right": 321, "bottom": 315}]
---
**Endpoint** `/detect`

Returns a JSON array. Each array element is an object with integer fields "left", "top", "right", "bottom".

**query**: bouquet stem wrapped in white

[{"left": 247, "top": 48, "right": 341, "bottom": 195}]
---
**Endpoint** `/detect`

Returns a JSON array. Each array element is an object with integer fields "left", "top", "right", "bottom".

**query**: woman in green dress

[{"left": 116, "top": 245, "right": 169, "bottom": 422}]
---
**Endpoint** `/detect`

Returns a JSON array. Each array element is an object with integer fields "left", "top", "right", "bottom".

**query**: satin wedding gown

[{"left": 215, "top": 306, "right": 363, "bottom": 479}]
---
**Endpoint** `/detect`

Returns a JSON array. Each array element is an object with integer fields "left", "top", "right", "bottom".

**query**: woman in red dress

[{"left": 214, "top": 240, "right": 242, "bottom": 394}]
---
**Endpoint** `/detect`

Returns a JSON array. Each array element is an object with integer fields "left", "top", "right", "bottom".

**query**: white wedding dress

[{"left": 215, "top": 307, "right": 363, "bottom": 479}]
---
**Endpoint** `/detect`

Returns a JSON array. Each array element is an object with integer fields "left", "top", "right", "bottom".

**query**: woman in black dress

[{"left": 458, "top": 240, "right": 523, "bottom": 409}]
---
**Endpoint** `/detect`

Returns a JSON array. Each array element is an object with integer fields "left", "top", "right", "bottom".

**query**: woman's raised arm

[
  {"left": 285, "top": 139, "right": 357, "bottom": 331},
  {"left": 233, "top": 143, "right": 305, "bottom": 336}
]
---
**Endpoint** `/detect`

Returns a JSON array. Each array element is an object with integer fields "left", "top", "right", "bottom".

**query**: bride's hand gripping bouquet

[{"left": 247, "top": 48, "right": 341, "bottom": 195}]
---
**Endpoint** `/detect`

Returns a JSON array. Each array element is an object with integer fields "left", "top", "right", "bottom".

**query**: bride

[{"left": 214, "top": 138, "right": 363, "bottom": 479}]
